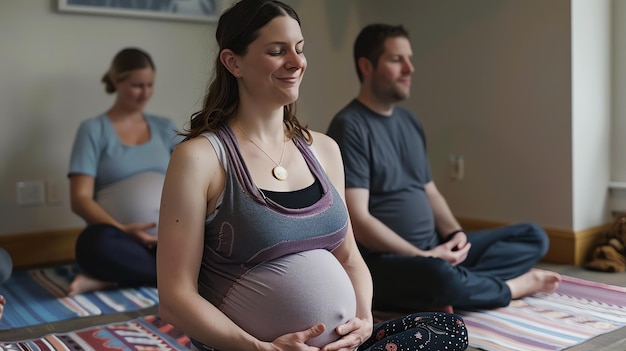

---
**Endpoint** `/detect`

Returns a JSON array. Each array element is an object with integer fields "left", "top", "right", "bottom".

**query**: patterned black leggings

[{"left": 359, "top": 312, "right": 468, "bottom": 351}]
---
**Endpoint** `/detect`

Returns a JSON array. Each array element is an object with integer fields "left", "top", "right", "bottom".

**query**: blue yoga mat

[{"left": 0, "top": 264, "right": 158, "bottom": 330}]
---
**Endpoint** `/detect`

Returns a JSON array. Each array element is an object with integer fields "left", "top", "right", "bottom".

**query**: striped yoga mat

[
  {"left": 457, "top": 275, "right": 626, "bottom": 351},
  {"left": 0, "top": 315, "right": 189, "bottom": 351},
  {"left": 0, "top": 265, "right": 158, "bottom": 330}
]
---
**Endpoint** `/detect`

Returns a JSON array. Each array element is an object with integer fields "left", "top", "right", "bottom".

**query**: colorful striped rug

[
  {"left": 0, "top": 265, "right": 158, "bottom": 330},
  {"left": 0, "top": 315, "right": 190, "bottom": 351},
  {"left": 457, "top": 275, "right": 626, "bottom": 351}
]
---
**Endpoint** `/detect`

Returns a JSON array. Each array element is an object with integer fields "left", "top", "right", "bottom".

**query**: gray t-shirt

[{"left": 327, "top": 99, "right": 438, "bottom": 250}]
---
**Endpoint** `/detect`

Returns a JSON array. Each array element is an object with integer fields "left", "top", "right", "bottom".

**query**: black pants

[
  {"left": 366, "top": 222, "right": 549, "bottom": 310},
  {"left": 75, "top": 223, "right": 157, "bottom": 286}
]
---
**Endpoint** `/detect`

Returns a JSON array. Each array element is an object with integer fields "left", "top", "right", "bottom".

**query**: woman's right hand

[
  {"left": 121, "top": 222, "right": 158, "bottom": 247},
  {"left": 266, "top": 324, "right": 326, "bottom": 351}
]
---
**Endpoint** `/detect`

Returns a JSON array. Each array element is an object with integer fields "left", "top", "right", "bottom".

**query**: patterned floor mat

[
  {"left": 0, "top": 315, "right": 189, "bottom": 351},
  {"left": 0, "top": 265, "right": 158, "bottom": 330}
]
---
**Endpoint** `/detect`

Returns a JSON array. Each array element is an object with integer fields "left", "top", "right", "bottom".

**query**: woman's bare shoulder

[
  {"left": 309, "top": 131, "right": 340, "bottom": 157},
  {"left": 169, "top": 135, "right": 223, "bottom": 177},
  {"left": 173, "top": 135, "right": 217, "bottom": 159},
  {"left": 307, "top": 131, "right": 343, "bottom": 173},
  {"left": 309, "top": 130, "right": 339, "bottom": 150}
]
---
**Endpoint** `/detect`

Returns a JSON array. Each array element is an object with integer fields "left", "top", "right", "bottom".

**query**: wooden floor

[{"left": 1, "top": 262, "right": 625, "bottom": 350}]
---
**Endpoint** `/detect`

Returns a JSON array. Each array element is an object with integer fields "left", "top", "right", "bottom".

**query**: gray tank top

[{"left": 194, "top": 126, "right": 353, "bottom": 348}]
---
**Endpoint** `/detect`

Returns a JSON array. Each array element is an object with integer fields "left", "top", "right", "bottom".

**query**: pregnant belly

[
  {"left": 221, "top": 249, "right": 357, "bottom": 347},
  {"left": 95, "top": 171, "right": 164, "bottom": 235}
]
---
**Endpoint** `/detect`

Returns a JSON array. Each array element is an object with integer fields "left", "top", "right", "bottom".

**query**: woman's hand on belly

[
  {"left": 220, "top": 250, "right": 357, "bottom": 346},
  {"left": 268, "top": 324, "right": 326, "bottom": 351},
  {"left": 121, "top": 222, "right": 158, "bottom": 247},
  {"left": 320, "top": 317, "right": 373, "bottom": 351}
]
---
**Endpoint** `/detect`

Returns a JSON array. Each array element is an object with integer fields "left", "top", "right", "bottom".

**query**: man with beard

[{"left": 327, "top": 23, "right": 561, "bottom": 313}]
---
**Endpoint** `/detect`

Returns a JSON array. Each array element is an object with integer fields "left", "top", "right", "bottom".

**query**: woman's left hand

[{"left": 321, "top": 317, "right": 372, "bottom": 351}]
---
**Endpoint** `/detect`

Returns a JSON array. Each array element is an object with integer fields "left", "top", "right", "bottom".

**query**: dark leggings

[
  {"left": 360, "top": 312, "right": 468, "bottom": 351},
  {"left": 75, "top": 223, "right": 157, "bottom": 286},
  {"left": 366, "top": 222, "right": 549, "bottom": 310}
]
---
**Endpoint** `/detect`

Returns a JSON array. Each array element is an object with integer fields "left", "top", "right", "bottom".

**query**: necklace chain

[{"left": 236, "top": 124, "right": 288, "bottom": 181}]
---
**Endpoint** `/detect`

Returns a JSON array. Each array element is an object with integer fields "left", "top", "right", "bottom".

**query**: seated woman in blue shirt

[{"left": 67, "top": 48, "right": 182, "bottom": 296}]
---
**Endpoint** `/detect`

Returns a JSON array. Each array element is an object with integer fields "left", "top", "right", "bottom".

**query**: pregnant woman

[
  {"left": 156, "top": 1, "right": 468, "bottom": 350},
  {"left": 68, "top": 47, "right": 181, "bottom": 296}
]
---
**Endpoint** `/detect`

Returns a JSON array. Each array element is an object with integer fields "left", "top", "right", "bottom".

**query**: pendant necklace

[{"left": 236, "top": 125, "right": 288, "bottom": 181}]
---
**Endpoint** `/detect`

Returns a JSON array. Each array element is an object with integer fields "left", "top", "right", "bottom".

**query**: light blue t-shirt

[{"left": 68, "top": 113, "right": 182, "bottom": 193}]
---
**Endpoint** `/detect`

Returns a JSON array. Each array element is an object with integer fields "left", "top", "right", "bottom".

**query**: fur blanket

[{"left": 585, "top": 215, "right": 626, "bottom": 272}]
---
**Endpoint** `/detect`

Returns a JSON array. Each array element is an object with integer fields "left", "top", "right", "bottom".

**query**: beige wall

[
  {"left": 0, "top": 0, "right": 617, "bottom": 237},
  {"left": 0, "top": 1, "right": 213, "bottom": 234},
  {"left": 359, "top": 0, "right": 576, "bottom": 229}
]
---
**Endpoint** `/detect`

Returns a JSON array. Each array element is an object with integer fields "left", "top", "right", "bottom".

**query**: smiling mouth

[{"left": 277, "top": 77, "right": 300, "bottom": 85}]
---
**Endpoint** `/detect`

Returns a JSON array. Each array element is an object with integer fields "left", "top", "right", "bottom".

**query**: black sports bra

[{"left": 261, "top": 178, "right": 323, "bottom": 209}]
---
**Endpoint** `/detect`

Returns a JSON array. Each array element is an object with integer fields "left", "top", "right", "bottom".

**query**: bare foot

[
  {"left": 0, "top": 295, "right": 5, "bottom": 320},
  {"left": 67, "top": 274, "right": 117, "bottom": 296},
  {"left": 507, "top": 269, "right": 562, "bottom": 300}
]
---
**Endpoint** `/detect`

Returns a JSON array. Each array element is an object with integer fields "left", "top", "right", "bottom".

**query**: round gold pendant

[{"left": 272, "top": 165, "right": 288, "bottom": 181}]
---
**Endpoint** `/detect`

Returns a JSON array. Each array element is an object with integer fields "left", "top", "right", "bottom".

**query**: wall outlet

[
  {"left": 46, "top": 179, "right": 63, "bottom": 204},
  {"left": 16, "top": 180, "right": 46, "bottom": 206},
  {"left": 449, "top": 154, "right": 464, "bottom": 181}
]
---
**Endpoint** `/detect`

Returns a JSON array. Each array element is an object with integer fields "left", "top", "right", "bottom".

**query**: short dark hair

[{"left": 353, "top": 24, "right": 409, "bottom": 82}]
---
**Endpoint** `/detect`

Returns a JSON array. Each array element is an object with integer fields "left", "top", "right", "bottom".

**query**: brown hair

[
  {"left": 101, "top": 48, "right": 155, "bottom": 94},
  {"left": 182, "top": 0, "right": 311, "bottom": 143}
]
